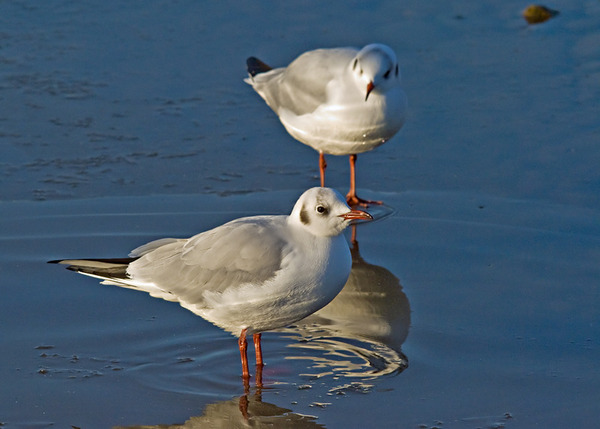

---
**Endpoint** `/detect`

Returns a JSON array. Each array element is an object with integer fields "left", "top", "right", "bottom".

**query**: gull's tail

[
  {"left": 48, "top": 258, "right": 136, "bottom": 284},
  {"left": 49, "top": 256, "right": 179, "bottom": 302}
]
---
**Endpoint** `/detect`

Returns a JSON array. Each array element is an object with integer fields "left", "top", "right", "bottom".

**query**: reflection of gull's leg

[
  {"left": 350, "top": 224, "right": 358, "bottom": 247},
  {"left": 346, "top": 154, "right": 383, "bottom": 207},
  {"left": 238, "top": 328, "right": 250, "bottom": 379},
  {"left": 239, "top": 393, "right": 249, "bottom": 419},
  {"left": 319, "top": 151, "right": 327, "bottom": 187}
]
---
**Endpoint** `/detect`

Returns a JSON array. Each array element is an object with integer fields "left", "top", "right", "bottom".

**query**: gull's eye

[
  {"left": 315, "top": 205, "right": 328, "bottom": 215},
  {"left": 352, "top": 59, "right": 358, "bottom": 70},
  {"left": 383, "top": 69, "right": 391, "bottom": 79}
]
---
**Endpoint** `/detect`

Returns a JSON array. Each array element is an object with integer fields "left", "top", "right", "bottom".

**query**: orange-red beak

[
  {"left": 339, "top": 209, "right": 373, "bottom": 221},
  {"left": 365, "top": 81, "right": 375, "bottom": 101}
]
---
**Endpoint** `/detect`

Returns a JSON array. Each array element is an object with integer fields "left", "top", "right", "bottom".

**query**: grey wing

[
  {"left": 129, "top": 237, "right": 183, "bottom": 257},
  {"left": 248, "top": 48, "right": 357, "bottom": 116},
  {"left": 126, "top": 216, "right": 288, "bottom": 307}
]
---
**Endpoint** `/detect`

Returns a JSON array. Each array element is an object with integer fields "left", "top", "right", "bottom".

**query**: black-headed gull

[
  {"left": 49, "top": 187, "right": 372, "bottom": 379},
  {"left": 245, "top": 43, "right": 407, "bottom": 206}
]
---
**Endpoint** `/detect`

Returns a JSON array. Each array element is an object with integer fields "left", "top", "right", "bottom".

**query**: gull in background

[{"left": 245, "top": 43, "right": 407, "bottom": 206}]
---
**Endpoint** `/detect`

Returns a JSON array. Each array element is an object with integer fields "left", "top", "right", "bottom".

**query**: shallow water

[
  {"left": 1, "top": 1, "right": 599, "bottom": 428},
  {"left": 2, "top": 191, "right": 598, "bottom": 428}
]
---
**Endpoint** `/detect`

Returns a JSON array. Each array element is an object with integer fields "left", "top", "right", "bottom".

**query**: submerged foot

[{"left": 346, "top": 193, "right": 383, "bottom": 208}]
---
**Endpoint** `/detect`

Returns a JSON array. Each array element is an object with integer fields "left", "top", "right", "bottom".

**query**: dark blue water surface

[{"left": 1, "top": 1, "right": 598, "bottom": 428}]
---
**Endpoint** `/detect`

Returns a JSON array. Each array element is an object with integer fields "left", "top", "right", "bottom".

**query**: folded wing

[{"left": 125, "top": 216, "right": 289, "bottom": 307}]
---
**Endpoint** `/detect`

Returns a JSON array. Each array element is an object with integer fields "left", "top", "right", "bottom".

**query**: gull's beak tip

[
  {"left": 365, "top": 81, "right": 375, "bottom": 101},
  {"left": 340, "top": 209, "right": 373, "bottom": 221}
]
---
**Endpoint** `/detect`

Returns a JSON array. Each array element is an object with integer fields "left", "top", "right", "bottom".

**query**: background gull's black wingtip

[{"left": 246, "top": 56, "right": 272, "bottom": 77}]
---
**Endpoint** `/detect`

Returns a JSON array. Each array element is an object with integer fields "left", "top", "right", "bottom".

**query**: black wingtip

[
  {"left": 48, "top": 258, "right": 135, "bottom": 279},
  {"left": 49, "top": 257, "right": 137, "bottom": 264},
  {"left": 246, "top": 57, "right": 272, "bottom": 77}
]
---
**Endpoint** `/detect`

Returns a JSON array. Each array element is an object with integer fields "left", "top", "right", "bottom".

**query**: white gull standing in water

[
  {"left": 49, "top": 187, "right": 372, "bottom": 379},
  {"left": 245, "top": 43, "right": 407, "bottom": 206}
]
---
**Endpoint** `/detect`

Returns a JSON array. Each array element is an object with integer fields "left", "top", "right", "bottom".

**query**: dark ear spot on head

[
  {"left": 353, "top": 58, "right": 358, "bottom": 70},
  {"left": 299, "top": 205, "right": 310, "bottom": 225}
]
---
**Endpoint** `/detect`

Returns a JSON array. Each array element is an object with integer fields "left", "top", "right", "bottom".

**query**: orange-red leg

[
  {"left": 346, "top": 154, "right": 382, "bottom": 207},
  {"left": 238, "top": 328, "right": 250, "bottom": 380},
  {"left": 255, "top": 360, "right": 264, "bottom": 389},
  {"left": 319, "top": 151, "right": 327, "bottom": 187},
  {"left": 253, "top": 333, "right": 263, "bottom": 367}
]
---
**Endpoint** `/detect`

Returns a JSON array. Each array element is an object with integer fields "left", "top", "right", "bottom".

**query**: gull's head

[
  {"left": 350, "top": 43, "right": 401, "bottom": 101},
  {"left": 290, "top": 187, "right": 372, "bottom": 237}
]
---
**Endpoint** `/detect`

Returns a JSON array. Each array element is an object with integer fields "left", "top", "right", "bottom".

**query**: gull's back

[{"left": 246, "top": 47, "right": 357, "bottom": 117}]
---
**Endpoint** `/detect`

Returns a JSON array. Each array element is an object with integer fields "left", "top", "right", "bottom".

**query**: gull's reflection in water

[
  {"left": 116, "top": 366, "right": 324, "bottom": 429},
  {"left": 114, "top": 392, "right": 325, "bottom": 429},
  {"left": 278, "top": 225, "right": 410, "bottom": 379}
]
